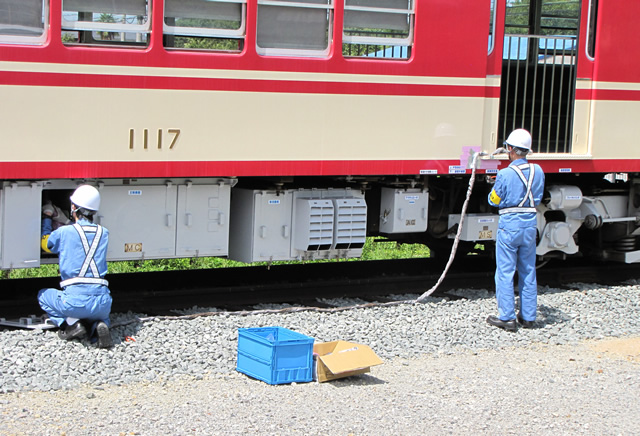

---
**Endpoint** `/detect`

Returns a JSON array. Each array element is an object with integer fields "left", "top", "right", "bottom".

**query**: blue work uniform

[
  {"left": 38, "top": 217, "right": 112, "bottom": 330},
  {"left": 488, "top": 158, "right": 545, "bottom": 322}
]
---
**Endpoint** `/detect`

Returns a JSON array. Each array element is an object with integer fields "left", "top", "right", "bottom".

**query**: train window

[
  {"left": 488, "top": 0, "right": 497, "bottom": 54},
  {"left": 587, "top": 0, "right": 598, "bottom": 59},
  {"left": 164, "top": 0, "right": 246, "bottom": 51},
  {"left": 256, "top": 0, "right": 333, "bottom": 57},
  {"left": 0, "top": 0, "right": 48, "bottom": 45},
  {"left": 61, "top": 0, "right": 150, "bottom": 47},
  {"left": 540, "top": 0, "right": 580, "bottom": 36},
  {"left": 343, "top": 0, "right": 413, "bottom": 59},
  {"left": 505, "top": 0, "right": 580, "bottom": 36},
  {"left": 505, "top": 0, "right": 529, "bottom": 35}
]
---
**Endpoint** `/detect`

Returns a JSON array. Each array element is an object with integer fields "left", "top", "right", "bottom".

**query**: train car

[{"left": 1, "top": 0, "right": 639, "bottom": 270}]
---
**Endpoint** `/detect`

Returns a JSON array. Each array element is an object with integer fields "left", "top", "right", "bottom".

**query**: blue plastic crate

[{"left": 237, "top": 327, "right": 314, "bottom": 385}]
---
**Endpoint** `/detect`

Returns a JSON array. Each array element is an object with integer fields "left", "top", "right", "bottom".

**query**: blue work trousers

[
  {"left": 495, "top": 226, "right": 537, "bottom": 321},
  {"left": 38, "top": 285, "right": 112, "bottom": 329}
]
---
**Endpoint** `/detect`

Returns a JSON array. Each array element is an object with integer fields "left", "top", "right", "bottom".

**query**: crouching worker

[{"left": 38, "top": 185, "right": 113, "bottom": 348}]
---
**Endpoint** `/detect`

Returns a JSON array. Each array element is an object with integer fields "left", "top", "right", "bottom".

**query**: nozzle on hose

[{"left": 491, "top": 147, "right": 508, "bottom": 156}]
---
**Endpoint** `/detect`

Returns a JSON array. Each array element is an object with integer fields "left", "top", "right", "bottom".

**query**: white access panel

[
  {"left": 97, "top": 184, "right": 177, "bottom": 260},
  {"left": 228, "top": 189, "right": 293, "bottom": 263},
  {"left": 0, "top": 182, "right": 43, "bottom": 269},
  {"left": 176, "top": 182, "right": 231, "bottom": 257},
  {"left": 379, "top": 188, "right": 428, "bottom": 233},
  {"left": 448, "top": 213, "right": 498, "bottom": 241}
]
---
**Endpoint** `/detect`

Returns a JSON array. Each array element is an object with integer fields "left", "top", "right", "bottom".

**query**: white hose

[{"left": 415, "top": 151, "right": 486, "bottom": 303}]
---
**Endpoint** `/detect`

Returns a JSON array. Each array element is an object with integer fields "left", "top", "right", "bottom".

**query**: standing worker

[
  {"left": 486, "top": 129, "right": 545, "bottom": 331},
  {"left": 38, "top": 185, "right": 113, "bottom": 348}
]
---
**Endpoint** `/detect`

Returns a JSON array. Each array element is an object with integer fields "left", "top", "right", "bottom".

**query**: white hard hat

[
  {"left": 70, "top": 185, "right": 100, "bottom": 211},
  {"left": 504, "top": 129, "right": 532, "bottom": 151}
]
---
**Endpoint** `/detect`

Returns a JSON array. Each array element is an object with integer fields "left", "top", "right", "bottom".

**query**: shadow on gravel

[
  {"left": 535, "top": 304, "right": 570, "bottom": 327},
  {"left": 110, "top": 321, "right": 144, "bottom": 347},
  {"left": 326, "top": 374, "right": 387, "bottom": 387}
]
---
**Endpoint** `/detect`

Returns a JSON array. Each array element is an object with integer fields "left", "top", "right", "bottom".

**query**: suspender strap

[
  {"left": 510, "top": 163, "right": 535, "bottom": 208},
  {"left": 60, "top": 224, "right": 108, "bottom": 288},
  {"left": 75, "top": 224, "right": 102, "bottom": 279}
]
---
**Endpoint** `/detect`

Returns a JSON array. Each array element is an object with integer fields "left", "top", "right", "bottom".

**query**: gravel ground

[{"left": 1, "top": 281, "right": 640, "bottom": 435}]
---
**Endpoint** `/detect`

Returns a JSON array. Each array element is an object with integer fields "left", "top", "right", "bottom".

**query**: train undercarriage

[{"left": 1, "top": 172, "right": 639, "bottom": 270}]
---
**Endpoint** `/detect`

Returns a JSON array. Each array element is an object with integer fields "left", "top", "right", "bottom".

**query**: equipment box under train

[{"left": 448, "top": 213, "right": 498, "bottom": 241}]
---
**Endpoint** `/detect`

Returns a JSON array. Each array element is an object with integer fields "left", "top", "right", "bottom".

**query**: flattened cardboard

[
  {"left": 0, "top": 315, "right": 55, "bottom": 330},
  {"left": 313, "top": 340, "right": 383, "bottom": 382}
]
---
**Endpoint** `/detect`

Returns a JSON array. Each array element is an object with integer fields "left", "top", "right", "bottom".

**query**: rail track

[{"left": 1, "top": 257, "right": 639, "bottom": 319}]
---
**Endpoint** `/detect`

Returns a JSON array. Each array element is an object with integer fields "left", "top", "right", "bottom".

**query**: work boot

[
  {"left": 486, "top": 315, "right": 517, "bottom": 332},
  {"left": 517, "top": 313, "right": 535, "bottom": 329},
  {"left": 95, "top": 321, "right": 113, "bottom": 349},
  {"left": 58, "top": 321, "right": 87, "bottom": 340}
]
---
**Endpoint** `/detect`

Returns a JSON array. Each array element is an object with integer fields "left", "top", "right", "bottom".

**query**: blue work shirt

[
  {"left": 488, "top": 158, "right": 545, "bottom": 229},
  {"left": 46, "top": 218, "right": 109, "bottom": 285}
]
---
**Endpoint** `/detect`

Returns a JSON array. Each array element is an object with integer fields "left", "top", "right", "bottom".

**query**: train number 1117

[{"left": 129, "top": 128, "right": 181, "bottom": 150}]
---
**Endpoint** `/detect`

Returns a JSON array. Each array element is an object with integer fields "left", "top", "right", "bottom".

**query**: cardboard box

[{"left": 313, "top": 341, "right": 383, "bottom": 382}]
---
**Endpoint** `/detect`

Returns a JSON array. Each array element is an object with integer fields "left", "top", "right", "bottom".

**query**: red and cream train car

[{"left": 0, "top": 0, "right": 639, "bottom": 269}]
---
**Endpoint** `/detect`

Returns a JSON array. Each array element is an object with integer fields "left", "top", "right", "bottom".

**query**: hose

[{"left": 415, "top": 151, "right": 487, "bottom": 303}]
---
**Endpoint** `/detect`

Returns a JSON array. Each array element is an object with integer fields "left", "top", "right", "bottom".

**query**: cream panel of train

[{"left": 1, "top": 84, "right": 486, "bottom": 163}]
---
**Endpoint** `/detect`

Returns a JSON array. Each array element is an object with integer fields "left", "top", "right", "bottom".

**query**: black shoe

[
  {"left": 58, "top": 322, "right": 87, "bottom": 340},
  {"left": 486, "top": 315, "right": 517, "bottom": 332},
  {"left": 96, "top": 322, "right": 113, "bottom": 349},
  {"left": 517, "top": 314, "right": 535, "bottom": 329}
]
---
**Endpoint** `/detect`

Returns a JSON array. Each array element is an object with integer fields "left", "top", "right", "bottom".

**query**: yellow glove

[{"left": 41, "top": 235, "right": 52, "bottom": 253}]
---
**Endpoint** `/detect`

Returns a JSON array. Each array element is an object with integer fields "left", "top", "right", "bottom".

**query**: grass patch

[{"left": 0, "top": 237, "right": 430, "bottom": 279}]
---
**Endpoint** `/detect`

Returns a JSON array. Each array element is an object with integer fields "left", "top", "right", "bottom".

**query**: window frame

[
  {"left": 0, "top": 0, "right": 49, "bottom": 45},
  {"left": 256, "top": 0, "right": 334, "bottom": 58},
  {"left": 61, "top": 0, "right": 151, "bottom": 35},
  {"left": 342, "top": 1, "right": 414, "bottom": 60},
  {"left": 163, "top": 0, "right": 247, "bottom": 40}
]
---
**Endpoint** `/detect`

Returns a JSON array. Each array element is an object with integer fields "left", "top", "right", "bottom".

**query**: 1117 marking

[{"left": 129, "top": 128, "right": 181, "bottom": 150}]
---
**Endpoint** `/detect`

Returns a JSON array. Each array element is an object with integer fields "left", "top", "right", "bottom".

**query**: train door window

[
  {"left": 164, "top": 0, "right": 246, "bottom": 51},
  {"left": 488, "top": 0, "right": 497, "bottom": 54},
  {"left": 0, "top": 0, "right": 49, "bottom": 45},
  {"left": 505, "top": 0, "right": 580, "bottom": 36},
  {"left": 587, "top": 0, "right": 598, "bottom": 59},
  {"left": 256, "top": 0, "right": 333, "bottom": 57},
  {"left": 500, "top": 0, "right": 581, "bottom": 154},
  {"left": 342, "top": 0, "right": 413, "bottom": 59},
  {"left": 61, "top": 0, "right": 150, "bottom": 47}
]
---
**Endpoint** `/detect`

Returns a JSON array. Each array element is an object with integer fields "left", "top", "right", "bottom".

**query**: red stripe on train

[
  {"left": 4, "top": 71, "right": 640, "bottom": 101},
  {"left": 0, "top": 71, "right": 495, "bottom": 98},
  {"left": 575, "top": 88, "right": 640, "bottom": 101}
]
